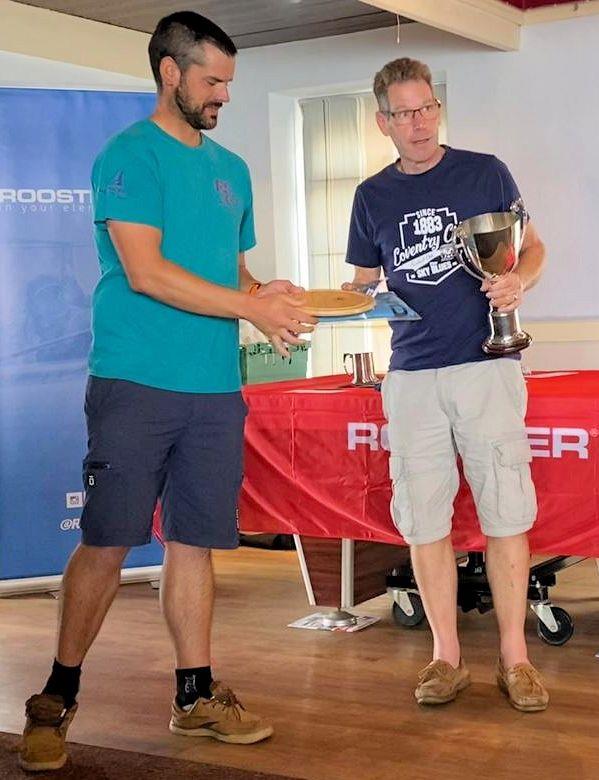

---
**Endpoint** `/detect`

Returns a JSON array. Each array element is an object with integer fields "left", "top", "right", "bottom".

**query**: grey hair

[{"left": 373, "top": 58, "right": 433, "bottom": 111}]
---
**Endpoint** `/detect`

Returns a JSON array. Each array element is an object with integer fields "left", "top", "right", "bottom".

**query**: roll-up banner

[{"left": 0, "top": 89, "right": 163, "bottom": 586}]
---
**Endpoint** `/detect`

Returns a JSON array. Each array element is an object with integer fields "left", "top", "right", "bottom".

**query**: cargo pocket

[
  {"left": 491, "top": 435, "right": 537, "bottom": 525},
  {"left": 389, "top": 454, "right": 415, "bottom": 540},
  {"left": 81, "top": 459, "right": 127, "bottom": 537}
]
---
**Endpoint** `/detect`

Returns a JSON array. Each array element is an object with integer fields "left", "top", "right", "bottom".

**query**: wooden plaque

[{"left": 302, "top": 289, "right": 374, "bottom": 317}]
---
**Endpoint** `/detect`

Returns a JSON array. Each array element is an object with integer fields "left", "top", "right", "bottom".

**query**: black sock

[
  {"left": 42, "top": 659, "right": 82, "bottom": 709},
  {"left": 175, "top": 666, "right": 213, "bottom": 708}
]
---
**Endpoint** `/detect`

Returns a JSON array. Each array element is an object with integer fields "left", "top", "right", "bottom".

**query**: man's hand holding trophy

[{"left": 447, "top": 198, "right": 532, "bottom": 355}]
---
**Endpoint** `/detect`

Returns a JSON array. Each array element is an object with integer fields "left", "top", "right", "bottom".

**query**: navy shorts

[{"left": 80, "top": 377, "right": 247, "bottom": 548}]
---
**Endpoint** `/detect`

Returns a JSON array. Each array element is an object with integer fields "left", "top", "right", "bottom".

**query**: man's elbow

[
  {"left": 520, "top": 239, "right": 546, "bottom": 290},
  {"left": 125, "top": 258, "right": 163, "bottom": 295},
  {"left": 536, "top": 239, "right": 547, "bottom": 271},
  {"left": 127, "top": 269, "right": 158, "bottom": 296},
  {"left": 127, "top": 271, "right": 147, "bottom": 294}
]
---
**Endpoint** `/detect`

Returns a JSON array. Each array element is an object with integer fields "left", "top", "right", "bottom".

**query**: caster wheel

[
  {"left": 392, "top": 592, "right": 425, "bottom": 628},
  {"left": 536, "top": 606, "right": 574, "bottom": 646}
]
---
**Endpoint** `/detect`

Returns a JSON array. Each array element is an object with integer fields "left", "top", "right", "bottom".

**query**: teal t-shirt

[{"left": 90, "top": 119, "right": 256, "bottom": 392}]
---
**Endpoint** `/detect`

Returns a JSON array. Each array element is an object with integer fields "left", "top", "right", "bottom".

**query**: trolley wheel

[
  {"left": 392, "top": 592, "right": 425, "bottom": 628},
  {"left": 536, "top": 606, "right": 574, "bottom": 646}
]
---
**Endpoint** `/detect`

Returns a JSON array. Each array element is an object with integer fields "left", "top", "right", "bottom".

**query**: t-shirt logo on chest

[
  {"left": 214, "top": 179, "right": 238, "bottom": 208},
  {"left": 394, "top": 206, "right": 460, "bottom": 285}
]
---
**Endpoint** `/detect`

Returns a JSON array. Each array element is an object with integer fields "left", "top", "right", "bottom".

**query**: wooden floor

[{"left": 1, "top": 549, "right": 598, "bottom": 780}]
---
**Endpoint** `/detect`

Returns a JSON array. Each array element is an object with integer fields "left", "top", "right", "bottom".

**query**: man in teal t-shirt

[
  {"left": 91, "top": 117, "right": 257, "bottom": 392},
  {"left": 20, "top": 12, "right": 316, "bottom": 773}
]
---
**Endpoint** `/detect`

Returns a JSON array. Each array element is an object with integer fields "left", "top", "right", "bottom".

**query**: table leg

[
  {"left": 293, "top": 536, "right": 357, "bottom": 627},
  {"left": 293, "top": 534, "right": 316, "bottom": 606}
]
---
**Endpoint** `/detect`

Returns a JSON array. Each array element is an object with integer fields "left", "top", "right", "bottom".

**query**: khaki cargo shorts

[{"left": 381, "top": 359, "right": 537, "bottom": 546}]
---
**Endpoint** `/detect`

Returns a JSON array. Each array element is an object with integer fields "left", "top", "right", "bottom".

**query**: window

[{"left": 299, "top": 85, "right": 447, "bottom": 376}]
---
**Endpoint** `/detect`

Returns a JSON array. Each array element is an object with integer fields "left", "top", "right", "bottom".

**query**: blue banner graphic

[{"left": 0, "top": 89, "right": 163, "bottom": 579}]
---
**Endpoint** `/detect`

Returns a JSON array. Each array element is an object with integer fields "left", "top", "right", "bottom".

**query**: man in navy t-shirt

[{"left": 345, "top": 58, "right": 548, "bottom": 712}]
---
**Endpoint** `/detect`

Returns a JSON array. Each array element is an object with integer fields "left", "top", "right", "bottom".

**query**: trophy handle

[
  {"left": 343, "top": 353, "right": 354, "bottom": 376},
  {"left": 510, "top": 198, "right": 529, "bottom": 237},
  {"left": 443, "top": 223, "right": 462, "bottom": 261}
]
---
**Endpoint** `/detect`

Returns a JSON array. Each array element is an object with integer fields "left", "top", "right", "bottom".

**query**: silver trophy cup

[
  {"left": 452, "top": 200, "right": 532, "bottom": 355},
  {"left": 343, "top": 352, "right": 379, "bottom": 386}
]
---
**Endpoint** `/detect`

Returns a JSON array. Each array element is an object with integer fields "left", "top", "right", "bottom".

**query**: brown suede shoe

[
  {"left": 170, "top": 681, "right": 273, "bottom": 744},
  {"left": 415, "top": 658, "right": 471, "bottom": 705},
  {"left": 496, "top": 660, "right": 549, "bottom": 712},
  {"left": 19, "top": 694, "right": 78, "bottom": 772}
]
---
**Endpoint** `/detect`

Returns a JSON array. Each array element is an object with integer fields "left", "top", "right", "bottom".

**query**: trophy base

[
  {"left": 483, "top": 333, "right": 532, "bottom": 355},
  {"left": 338, "top": 381, "right": 382, "bottom": 390},
  {"left": 483, "top": 309, "right": 532, "bottom": 355}
]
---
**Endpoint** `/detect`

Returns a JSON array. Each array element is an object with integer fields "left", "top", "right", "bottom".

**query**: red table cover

[{"left": 237, "top": 371, "right": 599, "bottom": 556}]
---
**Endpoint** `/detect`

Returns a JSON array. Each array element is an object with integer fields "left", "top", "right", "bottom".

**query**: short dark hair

[{"left": 148, "top": 11, "right": 237, "bottom": 89}]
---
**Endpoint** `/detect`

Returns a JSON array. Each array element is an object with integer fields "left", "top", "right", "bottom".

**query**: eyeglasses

[{"left": 383, "top": 98, "right": 441, "bottom": 126}]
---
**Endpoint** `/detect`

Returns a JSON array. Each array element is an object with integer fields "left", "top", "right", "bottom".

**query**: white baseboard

[{"left": 0, "top": 565, "right": 163, "bottom": 597}]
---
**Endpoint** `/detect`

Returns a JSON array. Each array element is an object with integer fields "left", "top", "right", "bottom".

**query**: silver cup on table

[
  {"left": 343, "top": 352, "right": 379, "bottom": 386},
  {"left": 450, "top": 199, "right": 532, "bottom": 355}
]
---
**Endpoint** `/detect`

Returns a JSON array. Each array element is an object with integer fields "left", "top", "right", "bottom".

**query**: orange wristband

[{"left": 248, "top": 282, "right": 262, "bottom": 296}]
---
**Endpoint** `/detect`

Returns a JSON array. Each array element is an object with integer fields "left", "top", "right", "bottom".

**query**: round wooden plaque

[{"left": 302, "top": 289, "right": 374, "bottom": 317}]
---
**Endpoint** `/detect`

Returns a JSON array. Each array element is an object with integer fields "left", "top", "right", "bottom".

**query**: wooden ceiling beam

[{"left": 359, "top": 0, "right": 522, "bottom": 50}]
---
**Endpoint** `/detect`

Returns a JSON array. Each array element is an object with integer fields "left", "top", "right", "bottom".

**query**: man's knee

[
  {"left": 164, "top": 540, "right": 212, "bottom": 560},
  {"left": 77, "top": 543, "right": 130, "bottom": 569}
]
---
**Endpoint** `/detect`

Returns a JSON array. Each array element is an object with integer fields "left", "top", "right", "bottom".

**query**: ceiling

[
  {"left": 11, "top": 0, "right": 412, "bottom": 48},
  {"left": 8, "top": 0, "right": 596, "bottom": 60}
]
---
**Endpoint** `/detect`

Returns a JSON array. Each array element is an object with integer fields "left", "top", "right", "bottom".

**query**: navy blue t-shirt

[{"left": 346, "top": 147, "right": 521, "bottom": 371}]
